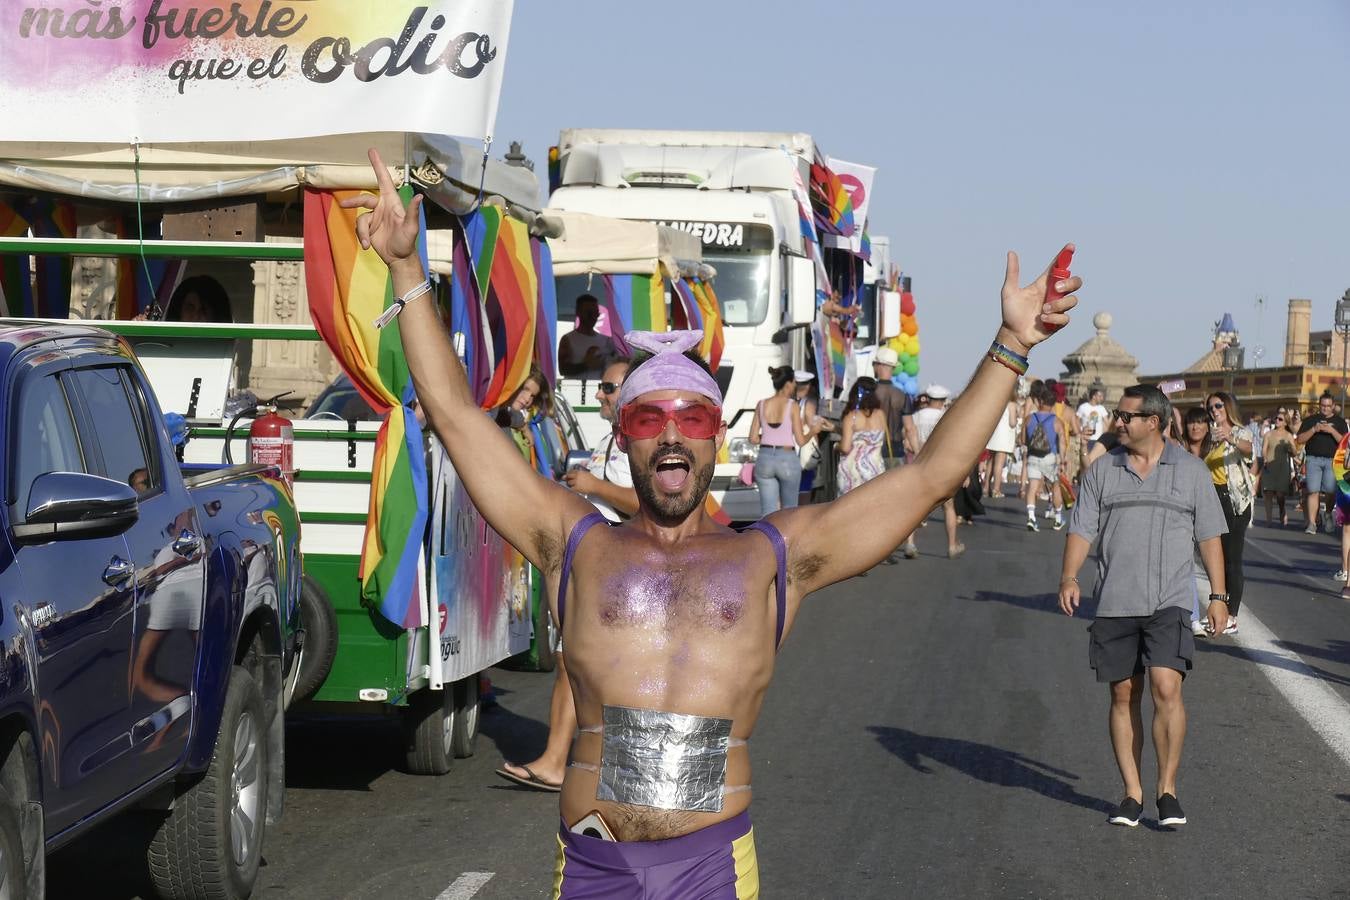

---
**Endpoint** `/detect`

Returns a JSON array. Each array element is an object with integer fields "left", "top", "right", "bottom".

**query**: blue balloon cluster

[{"left": 891, "top": 373, "right": 919, "bottom": 396}]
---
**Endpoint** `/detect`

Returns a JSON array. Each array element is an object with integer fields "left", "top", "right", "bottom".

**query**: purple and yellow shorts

[{"left": 552, "top": 811, "right": 759, "bottom": 899}]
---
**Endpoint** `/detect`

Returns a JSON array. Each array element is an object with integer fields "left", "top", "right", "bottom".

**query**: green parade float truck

[{"left": 0, "top": 132, "right": 578, "bottom": 775}]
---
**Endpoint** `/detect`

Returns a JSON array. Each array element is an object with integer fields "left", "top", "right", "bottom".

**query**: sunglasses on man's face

[
  {"left": 1112, "top": 409, "right": 1152, "bottom": 424},
  {"left": 598, "top": 381, "right": 620, "bottom": 395},
  {"left": 619, "top": 399, "right": 722, "bottom": 441}
]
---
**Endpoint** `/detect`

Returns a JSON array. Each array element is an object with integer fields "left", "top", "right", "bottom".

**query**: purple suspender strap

[
  {"left": 745, "top": 520, "right": 788, "bottom": 651},
  {"left": 557, "top": 512, "right": 608, "bottom": 631}
]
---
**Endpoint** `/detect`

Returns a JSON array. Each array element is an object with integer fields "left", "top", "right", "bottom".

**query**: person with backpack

[{"left": 1022, "top": 380, "right": 1068, "bottom": 531}]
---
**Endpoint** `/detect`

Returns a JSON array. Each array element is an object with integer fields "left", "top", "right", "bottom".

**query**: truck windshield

[{"left": 702, "top": 250, "right": 771, "bottom": 327}]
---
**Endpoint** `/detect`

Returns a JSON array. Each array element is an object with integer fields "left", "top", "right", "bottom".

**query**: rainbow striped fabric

[
  {"left": 809, "top": 164, "right": 855, "bottom": 238},
  {"left": 671, "top": 277, "right": 725, "bottom": 371},
  {"left": 0, "top": 197, "right": 76, "bottom": 318},
  {"left": 827, "top": 313, "right": 850, "bottom": 385},
  {"left": 303, "top": 188, "right": 428, "bottom": 629},
  {"left": 606, "top": 274, "right": 668, "bottom": 334},
  {"left": 454, "top": 206, "right": 543, "bottom": 409},
  {"left": 113, "top": 214, "right": 185, "bottom": 319},
  {"left": 0, "top": 202, "right": 28, "bottom": 318}
]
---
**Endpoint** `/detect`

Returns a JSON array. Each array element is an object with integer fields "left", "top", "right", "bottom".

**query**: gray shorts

[
  {"left": 1088, "top": 606, "right": 1193, "bottom": 683},
  {"left": 1025, "top": 453, "right": 1058, "bottom": 482}
]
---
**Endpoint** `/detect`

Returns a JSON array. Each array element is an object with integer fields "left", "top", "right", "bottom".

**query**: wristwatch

[{"left": 1208, "top": 593, "right": 1230, "bottom": 604}]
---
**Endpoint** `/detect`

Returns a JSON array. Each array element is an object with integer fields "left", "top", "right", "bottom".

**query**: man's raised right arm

[{"left": 347, "top": 150, "right": 594, "bottom": 570}]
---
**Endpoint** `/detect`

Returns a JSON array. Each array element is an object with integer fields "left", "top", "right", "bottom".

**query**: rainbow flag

[
  {"left": 605, "top": 274, "right": 667, "bottom": 333},
  {"left": 809, "top": 163, "right": 855, "bottom": 238},
  {"left": 449, "top": 213, "right": 494, "bottom": 405},
  {"left": 547, "top": 145, "right": 562, "bottom": 196},
  {"left": 690, "top": 280, "right": 725, "bottom": 370},
  {"left": 0, "top": 201, "right": 30, "bottom": 318},
  {"left": 827, "top": 313, "right": 849, "bottom": 385},
  {"left": 113, "top": 213, "right": 185, "bottom": 318},
  {"left": 532, "top": 239, "right": 558, "bottom": 385},
  {"left": 0, "top": 197, "right": 76, "bottom": 318},
  {"left": 810, "top": 314, "right": 833, "bottom": 396},
  {"left": 303, "top": 188, "right": 428, "bottom": 629},
  {"left": 480, "top": 208, "right": 539, "bottom": 411},
  {"left": 670, "top": 277, "right": 724, "bottom": 371},
  {"left": 671, "top": 278, "right": 702, "bottom": 332},
  {"left": 704, "top": 494, "right": 731, "bottom": 526}
]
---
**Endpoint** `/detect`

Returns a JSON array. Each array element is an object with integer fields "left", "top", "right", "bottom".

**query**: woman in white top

[{"left": 983, "top": 383, "right": 1019, "bottom": 499}]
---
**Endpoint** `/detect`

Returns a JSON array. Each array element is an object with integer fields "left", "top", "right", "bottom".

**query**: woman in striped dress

[{"left": 837, "top": 377, "right": 888, "bottom": 494}]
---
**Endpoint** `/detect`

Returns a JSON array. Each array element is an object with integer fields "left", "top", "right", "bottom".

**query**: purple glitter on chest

[{"left": 599, "top": 561, "right": 747, "bottom": 630}]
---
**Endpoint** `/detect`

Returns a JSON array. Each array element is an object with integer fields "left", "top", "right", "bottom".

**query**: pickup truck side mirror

[{"left": 11, "top": 472, "right": 139, "bottom": 543}]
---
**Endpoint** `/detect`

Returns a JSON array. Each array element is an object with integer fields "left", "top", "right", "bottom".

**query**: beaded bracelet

[
  {"left": 987, "top": 340, "right": 1030, "bottom": 376},
  {"left": 374, "top": 279, "right": 432, "bottom": 329}
]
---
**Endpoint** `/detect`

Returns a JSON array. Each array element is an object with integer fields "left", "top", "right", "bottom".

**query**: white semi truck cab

[{"left": 549, "top": 129, "right": 821, "bottom": 520}]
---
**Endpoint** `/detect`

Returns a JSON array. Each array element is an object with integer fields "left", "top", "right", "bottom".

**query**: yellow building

[{"left": 1139, "top": 301, "right": 1350, "bottom": 418}]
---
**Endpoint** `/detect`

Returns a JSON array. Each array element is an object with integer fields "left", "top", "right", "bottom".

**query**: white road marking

[
  {"left": 1229, "top": 534, "right": 1350, "bottom": 770},
  {"left": 1227, "top": 608, "right": 1350, "bottom": 770},
  {"left": 436, "top": 872, "right": 495, "bottom": 900}
]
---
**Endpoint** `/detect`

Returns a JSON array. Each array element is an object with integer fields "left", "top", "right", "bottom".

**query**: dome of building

[{"left": 1059, "top": 312, "right": 1140, "bottom": 404}]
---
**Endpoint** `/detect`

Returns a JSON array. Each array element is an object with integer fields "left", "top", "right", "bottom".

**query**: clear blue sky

[{"left": 493, "top": 0, "right": 1350, "bottom": 389}]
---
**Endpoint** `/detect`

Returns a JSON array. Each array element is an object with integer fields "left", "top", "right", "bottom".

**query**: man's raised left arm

[{"left": 778, "top": 246, "right": 1081, "bottom": 594}]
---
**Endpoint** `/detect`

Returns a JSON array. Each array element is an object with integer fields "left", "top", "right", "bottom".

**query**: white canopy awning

[
  {"left": 543, "top": 209, "right": 703, "bottom": 280},
  {"left": 0, "top": 132, "right": 541, "bottom": 214}
]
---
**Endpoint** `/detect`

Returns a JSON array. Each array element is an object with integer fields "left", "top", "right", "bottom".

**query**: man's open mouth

[{"left": 653, "top": 454, "right": 692, "bottom": 492}]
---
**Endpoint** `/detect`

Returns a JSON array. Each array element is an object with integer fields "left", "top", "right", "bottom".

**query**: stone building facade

[{"left": 1058, "top": 312, "right": 1139, "bottom": 405}]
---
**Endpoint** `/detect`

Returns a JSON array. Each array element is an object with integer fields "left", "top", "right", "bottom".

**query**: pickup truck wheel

[
  {"left": 402, "top": 688, "right": 454, "bottom": 776},
  {"left": 147, "top": 666, "right": 268, "bottom": 900},
  {"left": 292, "top": 576, "right": 338, "bottom": 703},
  {"left": 450, "top": 676, "right": 480, "bottom": 759},
  {"left": 0, "top": 786, "right": 26, "bottom": 900}
]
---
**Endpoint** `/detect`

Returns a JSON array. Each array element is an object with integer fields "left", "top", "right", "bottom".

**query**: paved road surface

[{"left": 52, "top": 499, "right": 1350, "bottom": 898}]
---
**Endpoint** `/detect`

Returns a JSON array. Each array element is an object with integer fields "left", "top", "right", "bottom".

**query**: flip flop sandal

[{"left": 496, "top": 764, "right": 562, "bottom": 792}]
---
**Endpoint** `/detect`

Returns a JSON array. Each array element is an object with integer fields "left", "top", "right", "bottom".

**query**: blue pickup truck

[{"left": 0, "top": 322, "right": 302, "bottom": 898}]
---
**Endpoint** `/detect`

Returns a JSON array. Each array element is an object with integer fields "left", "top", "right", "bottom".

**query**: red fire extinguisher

[{"left": 249, "top": 398, "right": 294, "bottom": 484}]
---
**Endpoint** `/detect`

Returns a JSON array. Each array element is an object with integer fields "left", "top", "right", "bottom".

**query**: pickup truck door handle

[
  {"left": 102, "top": 556, "right": 134, "bottom": 588},
  {"left": 172, "top": 530, "right": 202, "bottom": 557}
]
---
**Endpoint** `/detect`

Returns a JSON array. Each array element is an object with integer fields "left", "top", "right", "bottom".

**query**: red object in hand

[{"left": 1041, "top": 245, "right": 1075, "bottom": 333}]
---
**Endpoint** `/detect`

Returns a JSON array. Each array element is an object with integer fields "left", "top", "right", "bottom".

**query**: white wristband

[{"left": 374, "top": 279, "right": 432, "bottom": 329}]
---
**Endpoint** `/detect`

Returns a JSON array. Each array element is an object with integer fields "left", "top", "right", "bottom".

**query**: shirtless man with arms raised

[{"left": 346, "top": 150, "right": 1081, "bottom": 898}]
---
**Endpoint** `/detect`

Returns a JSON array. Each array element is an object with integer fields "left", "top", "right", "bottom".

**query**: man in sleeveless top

[{"left": 346, "top": 154, "right": 1082, "bottom": 898}]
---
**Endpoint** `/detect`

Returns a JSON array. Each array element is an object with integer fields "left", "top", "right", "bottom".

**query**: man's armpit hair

[
  {"left": 532, "top": 527, "right": 563, "bottom": 575},
  {"left": 790, "top": 551, "right": 825, "bottom": 585}
]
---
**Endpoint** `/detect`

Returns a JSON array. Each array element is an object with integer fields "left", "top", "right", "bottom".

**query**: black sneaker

[
  {"left": 1108, "top": 797, "right": 1143, "bottom": 827},
  {"left": 1157, "top": 793, "right": 1187, "bottom": 826}
]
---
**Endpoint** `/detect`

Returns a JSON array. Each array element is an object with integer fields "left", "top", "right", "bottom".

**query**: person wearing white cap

[
  {"left": 872, "top": 348, "right": 919, "bottom": 464},
  {"left": 911, "top": 385, "right": 964, "bottom": 558},
  {"left": 870, "top": 347, "right": 922, "bottom": 560},
  {"left": 792, "top": 370, "right": 825, "bottom": 501}
]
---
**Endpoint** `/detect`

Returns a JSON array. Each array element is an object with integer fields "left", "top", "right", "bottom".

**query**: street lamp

[
  {"left": 1221, "top": 341, "right": 1244, "bottom": 397},
  {"left": 1336, "top": 289, "right": 1350, "bottom": 409}
]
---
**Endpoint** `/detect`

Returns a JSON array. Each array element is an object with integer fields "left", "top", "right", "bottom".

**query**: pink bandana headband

[{"left": 617, "top": 331, "right": 722, "bottom": 409}]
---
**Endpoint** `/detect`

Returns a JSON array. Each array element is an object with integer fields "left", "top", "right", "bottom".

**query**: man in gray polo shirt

[{"left": 1058, "top": 384, "right": 1228, "bottom": 829}]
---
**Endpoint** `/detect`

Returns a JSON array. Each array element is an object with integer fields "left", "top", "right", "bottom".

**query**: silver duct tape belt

[{"left": 596, "top": 705, "right": 734, "bottom": 813}]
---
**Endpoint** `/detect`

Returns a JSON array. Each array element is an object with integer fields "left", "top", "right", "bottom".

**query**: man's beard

[{"left": 631, "top": 446, "right": 715, "bottom": 523}]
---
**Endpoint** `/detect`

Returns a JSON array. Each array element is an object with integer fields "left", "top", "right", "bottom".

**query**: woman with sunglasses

[
  {"left": 748, "top": 365, "right": 832, "bottom": 515},
  {"left": 1260, "top": 412, "right": 1298, "bottom": 526},
  {"left": 1201, "top": 392, "right": 1255, "bottom": 634}
]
